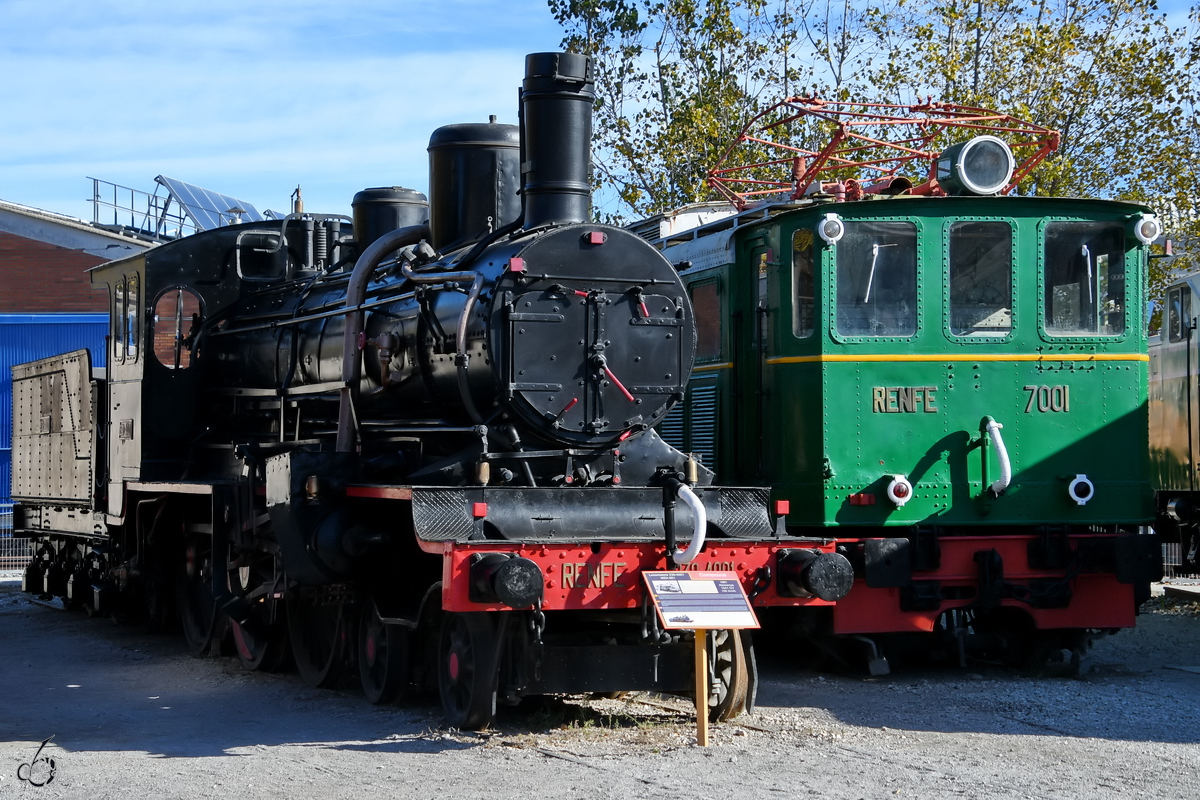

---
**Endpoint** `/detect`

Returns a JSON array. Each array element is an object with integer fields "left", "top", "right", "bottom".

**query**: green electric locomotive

[
  {"left": 643, "top": 101, "right": 1162, "bottom": 669},
  {"left": 1150, "top": 271, "right": 1200, "bottom": 573}
]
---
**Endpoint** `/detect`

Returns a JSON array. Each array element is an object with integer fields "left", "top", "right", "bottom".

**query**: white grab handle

[
  {"left": 987, "top": 418, "right": 1012, "bottom": 495},
  {"left": 672, "top": 484, "right": 708, "bottom": 564}
]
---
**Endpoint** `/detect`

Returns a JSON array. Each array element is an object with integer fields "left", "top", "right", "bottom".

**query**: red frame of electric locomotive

[{"left": 831, "top": 534, "right": 1136, "bottom": 634}]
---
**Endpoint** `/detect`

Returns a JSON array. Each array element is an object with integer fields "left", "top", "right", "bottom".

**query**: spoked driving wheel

[
  {"left": 228, "top": 550, "right": 289, "bottom": 672},
  {"left": 707, "top": 628, "right": 754, "bottom": 722},
  {"left": 231, "top": 616, "right": 290, "bottom": 672},
  {"left": 178, "top": 538, "right": 218, "bottom": 656},
  {"left": 358, "top": 598, "right": 410, "bottom": 704},
  {"left": 438, "top": 612, "right": 498, "bottom": 730},
  {"left": 287, "top": 591, "right": 347, "bottom": 688}
]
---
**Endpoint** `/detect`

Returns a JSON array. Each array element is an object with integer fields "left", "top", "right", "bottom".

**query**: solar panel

[{"left": 154, "top": 175, "right": 264, "bottom": 232}]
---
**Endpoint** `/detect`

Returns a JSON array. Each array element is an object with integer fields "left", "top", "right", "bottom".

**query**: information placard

[{"left": 642, "top": 570, "right": 760, "bottom": 630}]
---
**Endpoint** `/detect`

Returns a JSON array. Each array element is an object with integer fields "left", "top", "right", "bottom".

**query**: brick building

[{"left": 0, "top": 198, "right": 151, "bottom": 312}]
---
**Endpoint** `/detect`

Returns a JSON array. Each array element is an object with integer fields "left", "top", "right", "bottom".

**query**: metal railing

[
  {"left": 0, "top": 536, "right": 30, "bottom": 573},
  {"left": 0, "top": 499, "right": 29, "bottom": 575},
  {"left": 89, "top": 177, "right": 197, "bottom": 241},
  {"left": 1162, "top": 541, "right": 1200, "bottom": 580}
]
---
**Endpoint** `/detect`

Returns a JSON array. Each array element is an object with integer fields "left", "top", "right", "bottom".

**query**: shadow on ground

[{"left": 3, "top": 587, "right": 1199, "bottom": 759}]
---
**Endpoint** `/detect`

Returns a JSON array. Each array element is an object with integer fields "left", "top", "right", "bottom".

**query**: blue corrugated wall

[{"left": 0, "top": 314, "right": 108, "bottom": 510}]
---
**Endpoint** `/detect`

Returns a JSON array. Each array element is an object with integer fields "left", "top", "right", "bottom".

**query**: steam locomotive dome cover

[{"left": 486, "top": 223, "right": 695, "bottom": 446}]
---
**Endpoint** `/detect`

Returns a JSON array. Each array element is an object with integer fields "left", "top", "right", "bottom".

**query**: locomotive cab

[
  {"left": 88, "top": 222, "right": 303, "bottom": 513},
  {"left": 657, "top": 191, "right": 1161, "bottom": 665}
]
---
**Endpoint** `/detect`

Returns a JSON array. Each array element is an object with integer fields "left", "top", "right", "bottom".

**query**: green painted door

[{"left": 733, "top": 242, "right": 772, "bottom": 481}]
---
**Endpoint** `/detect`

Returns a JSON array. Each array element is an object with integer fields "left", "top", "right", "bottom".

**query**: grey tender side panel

[{"left": 11, "top": 349, "right": 96, "bottom": 505}]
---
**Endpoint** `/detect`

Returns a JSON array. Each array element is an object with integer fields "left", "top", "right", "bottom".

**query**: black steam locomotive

[{"left": 14, "top": 53, "right": 851, "bottom": 728}]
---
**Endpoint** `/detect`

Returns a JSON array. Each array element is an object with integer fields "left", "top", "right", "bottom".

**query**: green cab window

[
  {"left": 836, "top": 221, "right": 917, "bottom": 337},
  {"left": 1044, "top": 222, "right": 1125, "bottom": 336},
  {"left": 792, "top": 228, "right": 815, "bottom": 338},
  {"left": 949, "top": 221, "right": 1012, "bottom": 336}
]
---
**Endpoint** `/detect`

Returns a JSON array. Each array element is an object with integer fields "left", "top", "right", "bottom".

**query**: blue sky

[
  {"left": 1, "top": 0, "right": 1193, "bottom": 225},
  {"left": 0, "top": 0, "right": 565, "bottom": 222}
]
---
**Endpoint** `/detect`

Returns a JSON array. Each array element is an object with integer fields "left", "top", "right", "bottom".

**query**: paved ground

[{"left": 2, "top": 582, "right": 1198, "bottom": 799}]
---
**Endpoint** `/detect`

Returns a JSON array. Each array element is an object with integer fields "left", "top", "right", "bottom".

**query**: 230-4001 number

[{"left": 1024, "top": 384, "right": 1070, "bottom": 413}]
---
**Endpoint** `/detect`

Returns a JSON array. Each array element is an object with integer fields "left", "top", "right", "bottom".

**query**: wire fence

[{"left": 1162, "top": 541, "right": 1199, "bottom": 580}]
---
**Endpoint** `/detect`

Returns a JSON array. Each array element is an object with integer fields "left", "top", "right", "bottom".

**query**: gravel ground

[{"left": 2, "top": 583, "right": 1198, "bottom": 800}]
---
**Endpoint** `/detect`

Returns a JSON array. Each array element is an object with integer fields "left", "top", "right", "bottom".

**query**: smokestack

[{"left": 519, "top": 52, "right": 594, "bottom": 229}]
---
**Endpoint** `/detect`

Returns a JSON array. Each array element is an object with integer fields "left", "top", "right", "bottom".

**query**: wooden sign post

[
  {"left": 694, "top": 629, "right": 709, "bottom": 745},
  {"left": 643, "top": 571, "right": 760, "bottom": 747}
]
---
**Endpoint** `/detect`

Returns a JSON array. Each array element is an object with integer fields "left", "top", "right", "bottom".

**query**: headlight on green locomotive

[{"left": 936, "top": 135, "right": 1015, "bottom": 195}]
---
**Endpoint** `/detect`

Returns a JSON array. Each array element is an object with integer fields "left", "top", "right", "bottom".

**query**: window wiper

[
  {"left": 1081, "top": 245, "right": 1093, "bottom": 304},
  {"left": 863, "top": 243, "right": 897, "bottom": 303}
]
